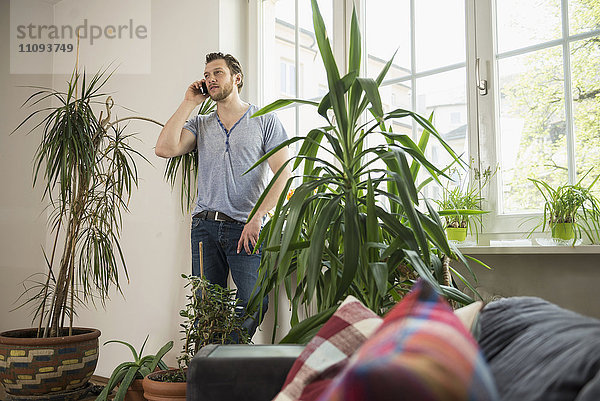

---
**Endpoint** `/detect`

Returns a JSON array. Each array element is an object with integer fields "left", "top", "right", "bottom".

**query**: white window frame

[
  {"left": 475, "top": 0, "right": 600, "bottom": 239},
  {"left": 249, "top": 0, "right": 600, "bottom": 242}
]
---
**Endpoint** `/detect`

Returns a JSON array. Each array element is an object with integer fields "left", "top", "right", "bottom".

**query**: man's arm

[
  {"left": 237, "top": 147, "right": 292, "bottom": 254},
  {"left": 155, "top": 81, "right": 207, "bottom": 158}
]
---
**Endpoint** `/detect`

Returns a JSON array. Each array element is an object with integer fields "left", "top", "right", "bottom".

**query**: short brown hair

[{"left": 205, "top": 52, "right": 244, "bottom": 92}]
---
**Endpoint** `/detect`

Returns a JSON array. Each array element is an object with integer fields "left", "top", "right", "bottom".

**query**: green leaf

[
  {"left": 306, "top": 195, "right": 342, "bottom": 302},
  {"left": 114, "top": 365, "right": 140, "bottom": 401},
  {"left": 251, "top": 98, "right": 320, "bottom": 118},
  {"left": 311, "top": 0, "right": 347, "bottom": 135},
  {"left": 104, "top": 339, "right": 139, "bottom": 362},
  {"left": 369, "top": 262, "right": 389, "bottom": 297},
  {"left": 336, "top": 193, "right": 360, "bottom": 301},
  {"left": 280, "top": 305, "right": 337, "bottom": 344},
  {"left": 147, "top": 341, "right": 173, "bottom": 373},
  {"left": 356, "top": 78, "right": 384, "bottom": 122}
]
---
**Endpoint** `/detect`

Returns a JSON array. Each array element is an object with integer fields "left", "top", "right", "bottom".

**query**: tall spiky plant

[
  {"left": 245, "top": 0, "right": 481, "bottom": 343},
  {"left": 15, "top": 69, "right": 163, "bottom": 337}
]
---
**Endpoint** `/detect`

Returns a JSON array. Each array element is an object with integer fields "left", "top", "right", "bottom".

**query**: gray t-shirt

[{"left": 182, "top": 104, "right": 288, "bottom": 223}]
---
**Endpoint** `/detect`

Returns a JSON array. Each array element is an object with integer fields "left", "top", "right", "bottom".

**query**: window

[
  {"left": 255, "top": 0, "right": 600, "bottom": 238},
  {"left": 476, "top": 0, "right": 600, "bottom": 235},
  {"left": 365, "top": 0, "right": 468, "bottom": 201},
  {"left": 280, "top": 60, "right": 296, "bottom": 96},
  {"left": 260, "top": 0, "right": 335, "bottom": 143}
]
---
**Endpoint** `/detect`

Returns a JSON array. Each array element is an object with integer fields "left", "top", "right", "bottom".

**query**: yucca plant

[
  {"left": 14, "top": 68, "right": 163, "bottom": 337},
  {"left": 529, "top": 168, "right": 600, "bottom": 243},
  {"left": 164, "top": 99, "right": 216, "bottom": 212},
  {"left": 245, "top": 0, "right": 480, "bottom": 343}
]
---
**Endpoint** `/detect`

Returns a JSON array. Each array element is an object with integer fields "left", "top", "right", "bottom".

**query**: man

[{"left": 155, "top": 52, "right": 291, "bottom": 340}]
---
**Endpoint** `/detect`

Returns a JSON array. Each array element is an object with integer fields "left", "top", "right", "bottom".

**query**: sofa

[{"left": 187, "top": 280, "right": 600, "bottom": 401}]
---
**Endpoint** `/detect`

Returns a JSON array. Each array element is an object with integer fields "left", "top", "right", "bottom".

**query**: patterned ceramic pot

[{"left": 0, "top": 328, "right": 100, "bottom": 397}]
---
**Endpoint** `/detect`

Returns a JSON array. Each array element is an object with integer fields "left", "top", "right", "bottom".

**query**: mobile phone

[{"left": 199, "top": 81, "right": 208, "bottom": 96}]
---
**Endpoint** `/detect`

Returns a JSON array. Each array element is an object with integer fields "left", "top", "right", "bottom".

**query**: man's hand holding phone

[{"left": 185, "top": 80, "right": 209, "bottom": 105}]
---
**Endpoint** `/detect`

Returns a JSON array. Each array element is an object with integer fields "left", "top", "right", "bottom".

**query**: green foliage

[
  {"left": 177, "top": 274, "right": 249, "bottom": 370},
  {"left": 529, "top": 169, "right": 600, "bottom": 243},
  {"left": 15, "top": 68, "right": 162, "bottom": 337},
  {"left": 164, "top": 99, "right": 216, "bottom": 213},
  {"left": 95, "top": 337, "right": 173, "bottom": 401},
  {"left": 246, "top": 0, "right": 479, "bottom": 342}
]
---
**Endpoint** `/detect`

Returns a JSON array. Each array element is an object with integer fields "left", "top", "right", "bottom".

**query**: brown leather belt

[{"left": 194, "top": 210, "right": 240, "bottom": 223}]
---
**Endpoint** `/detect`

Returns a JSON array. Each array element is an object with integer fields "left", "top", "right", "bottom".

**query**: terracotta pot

[
  {"left": 142, "top": 369, "right": 186, "bottom": 401},
  {"left": 0, "top": 328, "right": 100, "bottom": 398},
  {"left": 124, "top": 378, "right": 147, "bottom": 401},
  {"left": 446, "top": 227, "right": 467, "bottom": 242}
]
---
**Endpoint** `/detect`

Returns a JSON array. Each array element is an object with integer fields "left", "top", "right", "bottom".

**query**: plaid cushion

[
  {"left": 317, "top": 280, "right": 499, "bottom": 401},
  {"left": 273, "top": 295, "right": 383, "bottom": 401}
]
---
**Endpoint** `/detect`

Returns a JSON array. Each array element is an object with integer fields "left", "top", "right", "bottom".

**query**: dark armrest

[{"left": 186, "top": 344, "right": 305, "bottom": 401}]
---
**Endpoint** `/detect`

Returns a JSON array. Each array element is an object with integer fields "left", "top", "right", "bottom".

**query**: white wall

[
  {"left": 0, "top": 0, "right": 51, "bottom": 335},
  {"left": 0, "top": 0, "right": 285, "bottom": 378},
  {"left": 453, "top": 253, "right": 600, "bottom": 320}
]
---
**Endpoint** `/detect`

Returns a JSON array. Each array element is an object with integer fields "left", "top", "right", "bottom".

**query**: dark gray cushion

[{"left": 477, "top": 297, "right": 600, "bottom": 401}]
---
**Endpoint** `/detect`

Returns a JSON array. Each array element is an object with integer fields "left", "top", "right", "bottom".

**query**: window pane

[
  {"left": 298, "top": 0, "right": 332, "bottom": 100},
  {"left": 416, "top": 69, "right": 468, "bottom": 200},
  {"left": 495, "top": 0, "right": 561, "bottom": 54},
  {"left": 498, "top": 47, "right": 567, "bottom": 212},
  {"left": 380, "top": 81, "right": 413, "bottom": 147},
  {"left": 275, "top": 106, "right": 296, "bottom": 142},
  {"left": 571, "top": 36, "right": 600, "bottom": 196},
  {"left": 366, "top": 0, "right": 410, "bottom": 79},
  {"left": 569, "top": 0, "right": 600, "bottom": 36},
  {"left": 298, "top": 104, "right": 333, "bottom": 165},
  {"left": 264, "top": 0, "right": 332, "bottom": 105},
  {"left": 415, "top": 0, "right": 465, "bottom": 72}
]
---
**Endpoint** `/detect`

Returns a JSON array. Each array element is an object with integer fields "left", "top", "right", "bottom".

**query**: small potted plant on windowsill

[
  {"left": 435, "top": 163, "right": 496, "bottom": 242},
  {"left": 529, "top": 169, "right": 600, "bottom": 245},
  {"left": 95, "top": 337, "right": 173, "bottom": 401},
  {"left": 142, "top": 274, "right": 249, "bottom": 401}
]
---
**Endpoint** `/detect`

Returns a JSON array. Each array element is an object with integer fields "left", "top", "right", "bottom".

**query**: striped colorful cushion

[
  {"left": 273, "top": 295, "right": 383, "bottom": 401},
  {"left": 316, "top": 279, "right": 499, "bottom": 401}
]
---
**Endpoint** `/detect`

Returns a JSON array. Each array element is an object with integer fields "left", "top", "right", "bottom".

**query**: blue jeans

[{"left": 191, "top": 216, "right": 268, "bottom": 341}]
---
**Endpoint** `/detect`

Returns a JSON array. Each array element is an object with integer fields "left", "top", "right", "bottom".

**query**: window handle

[{"left": 476, "top": 58, "right": 488, "bottom": 96}]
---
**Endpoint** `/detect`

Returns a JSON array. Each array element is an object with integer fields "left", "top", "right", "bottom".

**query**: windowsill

[{"left": 457, "top": 242, "right": 600, "bottom": 255}]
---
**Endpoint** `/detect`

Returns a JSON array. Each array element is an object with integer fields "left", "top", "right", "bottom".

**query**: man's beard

[{"left": 210, "top": 78, "right": 235, "bottom": 101}]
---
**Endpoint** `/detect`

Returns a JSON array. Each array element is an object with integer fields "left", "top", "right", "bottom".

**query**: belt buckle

[{"left": 214, "top": 211, "right": 223, "bottom": 221}]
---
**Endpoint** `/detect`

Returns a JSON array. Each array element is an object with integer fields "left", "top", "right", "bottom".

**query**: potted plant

[
  {"left": 0, "top": 68, "right": 163, "bottom": 399},
  {"left": 529, "top": 169, "right": 600, "bottom": 244},
  {"left": 245, "top": 0, "right": 482, "bottom": 343},
  {"left": 142, "top": 274, "right": 249, "bottom": 400},
  {"left": 435, "top": 163, "right": 495, "bottom": 242},
  {"left": 95, "top": 337, "right": 173, "bottom": 401}
]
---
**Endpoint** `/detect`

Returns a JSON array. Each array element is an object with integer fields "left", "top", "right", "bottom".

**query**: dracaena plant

[
  {"left": 245, "top": 0, "right": 480, "bottom": 343},
  {"left": 15, "top": 68, "right": 163, "bottom": 337}
]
